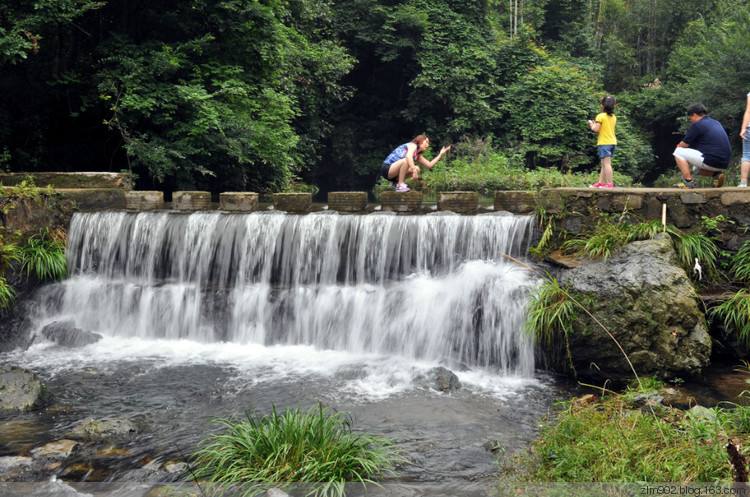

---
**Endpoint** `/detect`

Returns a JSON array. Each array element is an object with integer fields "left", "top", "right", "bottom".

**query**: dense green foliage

[
  {"left": 193, "top": 405, "right": 395, "bottom": 497},
  {"left": 506, "top": 386, "right": 750, "bottom": 482},
  {"left": 19, "top": 228, "right": 67, "bottom": 281},
  {"left": 9, "top": 0, "right": 746, "bottom": 192}
]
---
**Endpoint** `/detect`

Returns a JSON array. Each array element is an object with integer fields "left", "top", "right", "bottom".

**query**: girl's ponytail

[{"left": 602, "top": 95, "right": 616, "bottom": 115}]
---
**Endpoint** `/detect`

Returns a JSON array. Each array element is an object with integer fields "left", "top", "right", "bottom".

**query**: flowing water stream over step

[{"left": 1, "top": 210, "right": 566, "bottom": 495}]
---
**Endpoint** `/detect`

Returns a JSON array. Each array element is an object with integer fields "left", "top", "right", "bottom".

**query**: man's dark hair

[{"left": 687, "top": 103, "right": 708, "bottom": 116}]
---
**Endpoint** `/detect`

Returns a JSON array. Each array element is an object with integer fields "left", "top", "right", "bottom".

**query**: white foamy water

[{"left": 23, "top": 210, "right": 541, "bottom": 398}]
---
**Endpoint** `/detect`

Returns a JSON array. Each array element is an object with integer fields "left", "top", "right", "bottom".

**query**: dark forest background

[{"left": 1, "top": 0, "right": 749, "bottom": 193}]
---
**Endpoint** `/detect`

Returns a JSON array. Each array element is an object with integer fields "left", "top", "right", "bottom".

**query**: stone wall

[{"left": 0, "top": 172, "right": 131, "bottom": 190}]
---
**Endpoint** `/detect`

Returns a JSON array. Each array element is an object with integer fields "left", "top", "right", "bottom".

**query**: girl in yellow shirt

[{"left": 587, "top": 95, "right": 617, "bottom": 189}]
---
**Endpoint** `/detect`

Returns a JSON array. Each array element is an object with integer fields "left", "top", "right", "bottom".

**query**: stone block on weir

[
  {"left": 380, "top": 191, "right": 423, "bottom": 212},
  {"left": 437, "top": 191, "right": 479, "bottom": 214},
  {"left": 273, "top": 193, "right": 312, "bottom": 213},
  {"left": 172, "top": 191, "right": 212, "bottom": 210},
  {"left": 495, "top": 191, "right": 538, "bottom": 214},
  {"left": 125, "top": 191, "right": 164, "bottom": 210},
  {"left": 327, "top": 192, "right": 367, "bottom": 212},
  {"left": 220, "top": 192, "right": 259, "bottom": 211}
]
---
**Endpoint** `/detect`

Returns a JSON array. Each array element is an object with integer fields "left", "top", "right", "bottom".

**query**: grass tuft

[
  {"left": 0, "top": 276, "right": 15, "bottom": 309},
  {"left": 193, "top": 405, "right": 396, "bottom": 497},
  {"left": 672, "top": 232, "right": 719, "bottom": 281},
  {"left": 19, "top": 228, "right": 67, "bottom": 281},
  {"left": 731, "top": 241, "right": 750, "bottom": 283},
  {"left": 708, "top": 289, "right": 750, "bottom": 347}
]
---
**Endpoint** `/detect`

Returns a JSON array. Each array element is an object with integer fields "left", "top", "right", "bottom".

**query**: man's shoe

[
  {"left": 739, "top": 182, "right": 748, "bottom": 188},
  {"left": 675, "top": 178, "right": 697, "bottom": 189},
  {"left": 713, "top": 172, "right": 726, "bottom": 188}
]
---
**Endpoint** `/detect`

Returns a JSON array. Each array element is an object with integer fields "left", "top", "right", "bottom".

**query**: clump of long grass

[
  {"left": 731, "top": 241, "right": 750, "bottom": 282},
  {"left": 709, "top": 289, "right": 750, "bottom": 347},
  {"left": 562, "top": 220, "right": 632, "bottom": 260},
  {"left": 672, "top": 232, "right": 719, "bottom": 281},
  {"left": 192, "top": 405, "right": 396, "bottom": 497},
  {"left": 0, "top": 276, "right": 15, "bottom": 309},
  {"left": 19, "top": 228, "right": 66, "bottom": 281}
]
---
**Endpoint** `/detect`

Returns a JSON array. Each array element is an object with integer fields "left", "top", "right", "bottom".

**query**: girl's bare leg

[
  {"left": 387, "top": 159, "right": 408, "bottom": 184},
  {"left": 602, "top": 156, "right": 613, "bottom": 184},
  {"left": 742, "top": 161, "right": 750, "bottom": 184}
]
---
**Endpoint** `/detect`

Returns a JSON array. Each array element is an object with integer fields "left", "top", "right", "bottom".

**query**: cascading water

[{"left": 33, "top": 210, "right": 539, "bottom": 375}]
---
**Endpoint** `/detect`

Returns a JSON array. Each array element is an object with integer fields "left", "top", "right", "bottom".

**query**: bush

[
  {"left": 0, "top": 276, "right": 15, "bottom": 309},
  {"left": 420, "top": 150, "right": 633, "bottom": 195},
  {"left": 193, "top": 405, "right": 395, "bottom": 497}
]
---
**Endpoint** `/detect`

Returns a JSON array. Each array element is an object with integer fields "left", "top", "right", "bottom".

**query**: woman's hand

[
  {"left": 409, "top": 165, "right": 420, "bottom": 180},
  {"left": 440, "top": 145, "right": 452, "bottom": 156}
]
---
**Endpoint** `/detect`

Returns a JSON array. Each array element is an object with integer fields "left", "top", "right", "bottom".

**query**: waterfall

[{"left": 35, "top": 211, "right": 539, "bottom": 375}]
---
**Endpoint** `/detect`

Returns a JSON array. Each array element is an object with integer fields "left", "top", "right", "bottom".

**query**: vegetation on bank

[
  {"left": 0, "top": 179, "right": 67, "bottom": 309},
  {"left": 504, "top": 381, "right": 750, "bottom": 483},
  {"left": 193, "top": 405, "right": 396, "bottom": 497},
  {"left": 526, "top": 212, "right": 750, "bottom": 363}
]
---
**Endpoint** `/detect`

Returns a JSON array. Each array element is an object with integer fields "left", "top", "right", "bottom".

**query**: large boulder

[
  {"left": 559, "top": 234, "right": 711, "bottom": 379},
  {"left": 41, "top": 320, "right": 102, "bottom": 347},
  {"left": 0, "top": 367, "right": 49, "bottom": 412}
]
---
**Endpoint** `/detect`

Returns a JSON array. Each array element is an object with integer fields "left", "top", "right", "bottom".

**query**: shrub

[
  {"left": 193, "top": 405, "right": 395, "bottom": 497},
  {"left": 420, "top": 150, "right": 633, "bottom": 195},
  {"left": 19, "top": 229, "right": 67, "bottom": 281}
]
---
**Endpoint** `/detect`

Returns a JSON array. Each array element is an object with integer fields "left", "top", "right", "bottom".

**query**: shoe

[
  {"left": 738, "top": 182, "right": 747, "bottom": 188},
  {"left": 713, "top": 172, "right": 726, "bottom": 188},
  {"left": 600, "top": 182, "right": 615, "bottom": 189},
  {"left": 395, "top": 183, "right": 410, "bottom": 193},
  {"left": 675, "top": 178, "right": 696, "bottom": 189},
  {"left": 589, "top": 182, "right": 604, "bottom": 188}
]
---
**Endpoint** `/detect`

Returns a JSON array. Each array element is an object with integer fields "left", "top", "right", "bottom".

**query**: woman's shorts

[
  {"left": 743, "top": 127, "right": 750, "bottom": 162},
  {"left": 597, "top": 145, "right": 616, "bottom": 159},
  {"left": 380, "top": 162, "right": 393, "bottom": 181}
]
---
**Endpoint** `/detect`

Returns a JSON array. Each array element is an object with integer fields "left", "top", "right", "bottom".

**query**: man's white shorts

[{"left": 673, "top": 147, "right": 724, "bottom": 173}]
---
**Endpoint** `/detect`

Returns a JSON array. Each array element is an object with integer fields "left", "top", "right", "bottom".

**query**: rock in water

[
  {"left": 41, "top": 320, "right": 102, "bottom": 347},
  {"left": 559, "top": 234, "right": 711, "bottom": 379},
  {"left": 69, "top": 417, "right": 139, "bottom": 442},
  {"left": 0, "top": 367, "right": 48, "bottom": 412},
  {"left": 417, "top": 367, "right": 461, "bottom": 392}
]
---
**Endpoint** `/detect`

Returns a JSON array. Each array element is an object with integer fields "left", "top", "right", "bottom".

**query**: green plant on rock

[
  {"left": 193, "top": 404, "right": 396, "bottom": 497},
  {"left": 700, "top": 214, "right": 733, "bottom": 234},
  {"left": 562, "top": 219, "right": 632, "bottom": 260},
  {"left": 731, "top": 241, "right": 750, "bottom": 283},
  {"left": 20, "top": 228, "right": 67, "bottom": 281},
  {"left": 525, "top": 277, "right": 578, "bottom": 372},
  {"left": 708, "top": 290, "right": 750, "bottom": 347}
]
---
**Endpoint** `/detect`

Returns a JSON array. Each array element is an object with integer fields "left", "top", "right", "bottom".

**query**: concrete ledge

[
  {"left": 273, "top": 193, "right": 312, "bottom": 213},
  {"left": 173, "top": 191, "right": 212, "bottom": 210},
  {"left": 56, "top": 188, "right": 127, "bottom": 211},
  {"left": 220, "top": 192, "right": 259, "bottom": 211},
  {"left": 327, "top": 192, "right": 367, "bottom": 212},
  {"left": 380, "top": 191, "right": 423, "bottom": 212},
  {"left": 438, "top": 191, "right": 479, "bottom": 214},
  {"left": 495, "top": 191, "right": 538, "bottom": 214},
  {"left": 0, "top": 172, "right": 131, "bottom": 190},
  {"left": 126, "top": 191, "right": 163, "bottom": 210}
]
